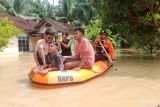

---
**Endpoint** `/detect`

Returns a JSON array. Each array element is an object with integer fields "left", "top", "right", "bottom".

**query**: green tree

[
  {"left": 83, "top": 19, "right": 122, "bottom": 48},
  {"left": 0, "top": 17, "right": 22, "bottom": 51},
  {"left": 30, "top": 0, "right": 55, "bottom": 19},
  {"left": 0, "top": 0, "right": 35, "bottom": 16},
  {"left": 0, "top": 0, "right": 7, "bottom": 13},
  {"left": 90, "top": 0, "right": 160, "bottom": 54},
  {"left": 82, "top": 19, "right": 102, "bottom": 41},
  {"left": 55, "top": 0, "right": 97, "bottom": 26},
  {"left": 0, "top": 0, "right": 16, "bottom": 15},
  {"left": 54, "top": 0, "right": 73, "bottom": 23},
  {"left": 72, "top": 0, "right": 97, "bottom": 25}
]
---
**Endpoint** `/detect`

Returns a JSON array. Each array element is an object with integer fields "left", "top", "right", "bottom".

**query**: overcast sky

[{"left": 48, "top": 0, "right": 59, "bottom": 6}]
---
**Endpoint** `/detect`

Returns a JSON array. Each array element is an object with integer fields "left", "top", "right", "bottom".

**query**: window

[{"left": 18, "top": 36, "right": 29, "bottom": 52}]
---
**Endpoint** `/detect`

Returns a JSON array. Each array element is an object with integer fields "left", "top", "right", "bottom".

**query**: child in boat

[{"left": 38, "top": 41, "right": 64, "bottom": 75}]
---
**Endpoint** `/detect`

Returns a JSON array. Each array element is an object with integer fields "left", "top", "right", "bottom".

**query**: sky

[{"left": 48, "top": 0, "right": 59, "bottom": 6}]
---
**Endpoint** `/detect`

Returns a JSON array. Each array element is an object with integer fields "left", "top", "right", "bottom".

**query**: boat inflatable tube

[{"left": 28, "top": 61, "right": 112, "bottom": 85}]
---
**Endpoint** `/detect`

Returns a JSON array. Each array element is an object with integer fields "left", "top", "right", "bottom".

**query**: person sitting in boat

[
  {"left": 38, "top": 41, "right": 64, "bottom": 75},
  {"left": 59, "top": 32, "right": 72, "bottom": 56},
  {"left": 94, "top": 29, "right": 115, "bottom": 62},
  {"left": 62, "top": 27, "right": 95, "bottom": 70},
  {"left": 34, "top": 28, "right": 54, "bottom": 72}
]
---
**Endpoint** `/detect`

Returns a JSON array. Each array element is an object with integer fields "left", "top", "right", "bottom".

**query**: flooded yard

[{"left": 0, "top": 49, "right": 160, "bottom": 107}]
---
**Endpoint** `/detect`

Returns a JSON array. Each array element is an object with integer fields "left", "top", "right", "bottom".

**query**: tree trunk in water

[
  {"left": 151, "top": 4, "right": 160, "bottom": 33},
  {"left": 152, "top": 14, "right": 158, "bottom": 27},
  {"left": 150, "top": 46, "right": 153, "bottom": 55}
]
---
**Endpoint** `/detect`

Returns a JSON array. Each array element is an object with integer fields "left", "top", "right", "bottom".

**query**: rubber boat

[{"left": 28, "top": 61, "right": 112, "bottom": 85}]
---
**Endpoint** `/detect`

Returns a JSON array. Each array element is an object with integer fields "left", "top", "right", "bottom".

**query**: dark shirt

[{"left": 61, "top": 39, "right": 72, "bottom": 56}]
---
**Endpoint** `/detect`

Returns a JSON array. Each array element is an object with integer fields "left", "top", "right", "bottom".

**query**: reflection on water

[{"left": 0, "top": 49, "right": 160, "bottom": 107}]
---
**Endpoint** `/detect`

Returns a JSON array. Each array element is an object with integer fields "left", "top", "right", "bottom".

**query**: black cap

[
  {"left": 62, "top": 32, "right": 69, "bottom": 36},
  {"left": 99, "top": 29, "right": 107, "bottom": 35}
]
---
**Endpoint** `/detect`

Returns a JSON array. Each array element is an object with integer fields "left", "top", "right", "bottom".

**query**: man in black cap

[{"left": 94, "top": 29, "right": 115, "bottom": 62}]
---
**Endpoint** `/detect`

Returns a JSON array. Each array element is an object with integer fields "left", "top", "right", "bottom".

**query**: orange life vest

[{"left": 94, "top": 38, "right": 115, "bottom": 60}]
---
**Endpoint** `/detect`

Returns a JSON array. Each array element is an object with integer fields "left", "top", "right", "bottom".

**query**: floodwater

[{"left": 0, "top": 49, "right": 160, "bottom": 107}]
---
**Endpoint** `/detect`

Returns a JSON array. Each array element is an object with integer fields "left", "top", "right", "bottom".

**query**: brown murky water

[{"left": 0, "top": 49, "right": 160, "bottom": 107}]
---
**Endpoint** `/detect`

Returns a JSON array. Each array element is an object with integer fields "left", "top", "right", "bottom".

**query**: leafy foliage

[
  {"left": 0, "top": 17, "right": 22, "bottom": 50},
  {"left": 55, "top": 0, "right": 97, "bottom": 26},
  {"left": 30, "top": 0, "right": 55, "bottom": 19},
  {"left": 82, "top": 19, "right": 102, "bottom": 41},
  {"left": 90, "top": 0, "right": 160, "bottom": 54},
  {"left": 0, "top": 0, "right": 32, "bottom": 16},
  {"left": 83, "top": 19, "right": 121, "bottom": 48},
  {"left": 0, "top": 0, "right": 54, "bottom": 19}
]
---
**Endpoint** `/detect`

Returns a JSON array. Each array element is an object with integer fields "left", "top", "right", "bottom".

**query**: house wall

[
  {"left": 3, "top": 31, "right": 28, "bottom": 53},
  {"left": 38, "top": 23, "right": 47, "bottom": 33},
  {"left": 37, "top": 22, "right": 63, "bottom": 41},
  {"left": 38, "top": 22, "right": 61, "bottom": 33},
  {"left": 3, "top": 37, "right": 18, "bottom": 53}
]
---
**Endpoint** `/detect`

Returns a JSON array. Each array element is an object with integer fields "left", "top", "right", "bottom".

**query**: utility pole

[{"left": 53, "top": 0, "right": 54, "bottom": 6}]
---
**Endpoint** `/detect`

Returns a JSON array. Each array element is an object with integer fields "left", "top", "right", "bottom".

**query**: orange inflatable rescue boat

[{"left": 28, "top": 61, "right": 112, "bottom": 85}]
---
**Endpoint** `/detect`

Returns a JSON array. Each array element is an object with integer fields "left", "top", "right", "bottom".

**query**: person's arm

[
  {"left": 63, "top": 44, "right": 80, "bottom": 60},
  {"left": 63, "top": 55, "right": 80, "bottom": 61},
  {"left": 61, "top": 40, "right": 72, "bottom": 48},
  {"left": 41, "top": 45, "right": 47, "bottom": 65},
  {"left": 93, "top": 39, "right": 98, "bottom": 47},
  {"left": 108, "top": 40, "right": 115, "bottom": 60},
  {"left": 57, "top": 42, "right": 62, "bottom": 54},
  {"left": 34, "top": 42, "right": 40, "bottom": 66},
  {"left": 94, "top": 38, "right": 102, "bottom": 50},
  {"left": 34, "top": 40, "right": 48, "bottom": 70}
]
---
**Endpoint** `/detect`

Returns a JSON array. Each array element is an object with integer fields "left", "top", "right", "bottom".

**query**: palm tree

[
  {"left": 55, "top": 0, "right": 97, "bottom": 26},
  {"left": 0, "top": 0, "right": 16, "bottom": 15},
  {"left": 30, "top": 0, "right": 55, "bottom": 19},
  {"left": 0, "top": 0, "right": 7, "bottom": 13},
  {"left": 0, "top": 0, "right": 34, "bottom": 16},
  {"left": 73, "top": 0, "right": 97, "bottom": 25},
  {"left": 54, "top": 0, "right": 73, "bottom": 23}
]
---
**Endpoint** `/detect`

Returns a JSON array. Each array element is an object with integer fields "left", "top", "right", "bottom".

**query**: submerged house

[
  {"left": 0, "top": 14, "right": 38, "bottom": 52},
  {"left": 0, "top": 14, "right": 74, "bottom": 52}
]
